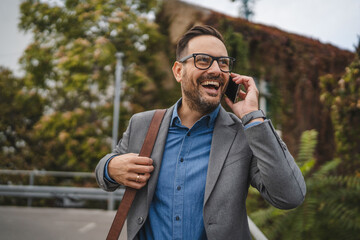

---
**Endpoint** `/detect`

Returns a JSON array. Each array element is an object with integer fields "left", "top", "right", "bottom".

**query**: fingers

[
  {"left": 129, "top": 164, "right": 154, "bottom": 174},
  {"left": 108, "top": 153, "right": 154, "bottom": 189},
  {"left": 129, "top": 154, "right": 153, "bottom": 165},
  {"left": 124, "top": 172, "right": 151, "bottom": 189},
  {"left": 230, "top": 73, "right": 257, "bottom": 89},
  {"left": 126, "top": 180, "right": 147, "bottom": 189},
  {"left": 126, "top": 154, "right": 154, "bottom": 174},
  {"left": 227, "top": 73, "right": 260, "bottom": 118},
  {"left": 230, "top": 73, "right": 259, "bottom": 98},
  {"left": 123, "top": 172, "right": 152, "bottom": 189},
  {"left": 238, "top": 89, "right": 247, "bottom": 100},
  {"left": 131, "top": 172, "right": 151, "bottom": 183}
]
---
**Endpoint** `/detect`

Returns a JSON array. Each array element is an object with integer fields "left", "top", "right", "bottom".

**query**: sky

[
  {"left": 0, "top": 0, "right": 359, "bottom": 76},
  {"left": 184, "top": 0, "right": 360, "bottom": 50},
  {"left": 0, "top": 0, "right": 32, "bottom": 76}
]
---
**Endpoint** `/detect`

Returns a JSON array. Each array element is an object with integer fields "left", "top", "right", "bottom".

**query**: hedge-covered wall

[{"left": 157, "top": 0, "right": 355, "bottom": 164}]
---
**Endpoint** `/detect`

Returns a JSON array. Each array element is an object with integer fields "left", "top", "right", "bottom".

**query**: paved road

[{"left": 0, "top": 206, "right": 127, "bottom": 240}]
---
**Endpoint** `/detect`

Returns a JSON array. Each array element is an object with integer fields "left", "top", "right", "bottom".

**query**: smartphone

[{"left": 225, "top": 76, "right": 240, "bottom": 103}]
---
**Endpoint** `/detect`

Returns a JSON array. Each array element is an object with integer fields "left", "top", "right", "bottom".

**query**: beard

[{"left": 182, "top": 70, "right": 225, "bottom": 115}]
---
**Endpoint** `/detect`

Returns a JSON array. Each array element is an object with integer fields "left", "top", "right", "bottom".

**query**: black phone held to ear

[{"left": 225, "top": 76, "right": 240, "bottom": 103}]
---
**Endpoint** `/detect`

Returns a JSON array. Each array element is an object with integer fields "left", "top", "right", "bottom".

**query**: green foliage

[
  {"left": 19, "top": 0, "right": 164, "bottom": 111},
  {"left": 320, "top": 43, "right": 360, "bottom": 174},
  {"left": 248, "top": 130, "right": 360, "bottom": 239},
  {"left": 297, "top": 129, "right": 317, "bottom": 174},
  {"left": 0, "top": 67, "right": 44, "bottom": 169},
  {"left": 0, "top": 0, "right": 171, "bottom": 173},
  {"left": 222, "top": 25, "right": 249, "bottom": 75},
  {"left": 218, "top": 22, "right": 252, "bottom": 111},
  {"left": 247, "top": 39, "right": 360, "bottom": 239},
  {"left": 31, "top": 108, "right": 111, "bottom": 171}
]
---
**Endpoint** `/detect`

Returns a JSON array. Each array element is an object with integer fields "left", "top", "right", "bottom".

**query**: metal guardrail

[
  {"left": 0, "top": 169, "right": 94, "bottom": 178},
  {"left": 0, "top": 185, "right": 117, "bottom": 199},
  {"left": 0, "top": 169, "right": 124, "bottom": 210},
  {"left": 0, "top": 169, "right": 268, "bottom": 240},
  {"left": 0, "top": 185, "right": 124, "bottom": 210}
]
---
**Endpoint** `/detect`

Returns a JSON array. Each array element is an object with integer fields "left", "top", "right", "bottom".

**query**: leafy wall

[{"left": 158, "top": 0, "right": 355, "bottom": 164}]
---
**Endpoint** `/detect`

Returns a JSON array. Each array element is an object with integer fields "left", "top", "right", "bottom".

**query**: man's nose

[{"left": 207, "top": 60, "right": 222, "bottom": 74}]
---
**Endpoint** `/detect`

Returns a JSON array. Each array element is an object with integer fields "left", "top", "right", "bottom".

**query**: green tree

[
  {"left": 15, "top": 0, "right": 166, "bottom": 171},
  {"left": 248, "top": 130, "right": 360, "bottom": 239},
  {"left": 319, "top": 39, "right": 360, "bottom": 174},
  {"left": 231, "top": 0, "right": 257, "bottom": 20},
  {"left": 0, "top": 67, "right": 44, "bottom": 169}
]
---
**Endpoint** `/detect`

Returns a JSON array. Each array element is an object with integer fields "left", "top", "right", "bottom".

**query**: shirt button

[
  {"left": 137, "top": 217, "right": 144, "bottom": 225},
  {"left": 177, "top": 186, "right": 181, "bottom": 191},
  {"left": 175, "top": 216, "right": 180, "bottom": 221},
  {"left": 187, "top": 132, "right": 191, "bottom": 136},
  {"left": 180, "top": 158, "right": 184, "bottom": 162}
]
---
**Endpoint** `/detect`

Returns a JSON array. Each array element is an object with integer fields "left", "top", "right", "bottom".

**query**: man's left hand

[{"left": 224, "top": 73, "right": 260, "bottom": 119}]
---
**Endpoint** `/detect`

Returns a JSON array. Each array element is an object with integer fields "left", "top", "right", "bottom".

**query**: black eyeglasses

[{"left": 179, "top": 53, "right": 235, "bottom": 73}]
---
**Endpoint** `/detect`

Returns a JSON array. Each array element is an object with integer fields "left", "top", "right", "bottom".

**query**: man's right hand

[{"left": 108, "top": 153, "right": 154, "bottom": 189}]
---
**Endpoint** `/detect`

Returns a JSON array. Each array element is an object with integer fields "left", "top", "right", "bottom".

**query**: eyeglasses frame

[{"left": 178, "top": 53, "right": 236, "bottom": 73}]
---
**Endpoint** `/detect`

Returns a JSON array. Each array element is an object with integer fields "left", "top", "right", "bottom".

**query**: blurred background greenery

[{"left": 0, "top": 0, "right": 359, "bottom": 239}]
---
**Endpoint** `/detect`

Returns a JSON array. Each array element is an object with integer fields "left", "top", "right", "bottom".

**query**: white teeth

[{"left": 201, "top": 81, "right": 220, "bottom": 87}]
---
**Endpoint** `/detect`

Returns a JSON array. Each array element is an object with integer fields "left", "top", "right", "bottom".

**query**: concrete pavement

[{"left": 0, "top": 206, "right": 127, "bottom": 240}]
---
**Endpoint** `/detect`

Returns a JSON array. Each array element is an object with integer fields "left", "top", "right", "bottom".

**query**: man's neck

[{"left": 177, "top": 101, "right": 204, "bottom": 129}]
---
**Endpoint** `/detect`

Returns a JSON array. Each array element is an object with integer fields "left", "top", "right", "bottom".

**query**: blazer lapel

[
  {"left": 146, "top": 106, "right": 174, "bottom": 208},
  {"left": 204, "top": 107, "right": 237, "bottom": 205}
]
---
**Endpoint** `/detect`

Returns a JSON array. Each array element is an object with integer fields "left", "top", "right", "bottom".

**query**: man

[{"left": 96, "top": 25, "right": 306, "bottom": 239}]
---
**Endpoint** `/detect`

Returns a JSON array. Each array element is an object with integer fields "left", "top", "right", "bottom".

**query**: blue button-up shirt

[
  {"left": 138, "top": 99, "right": 220, "bottom": 240},
  {"left": 103, "top": 100, "right": 264, "bottom": 239}
]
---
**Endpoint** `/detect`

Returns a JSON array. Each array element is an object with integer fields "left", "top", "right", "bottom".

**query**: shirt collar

[{"left": 171, "top": 98, "right": 221, "bottom": 128}]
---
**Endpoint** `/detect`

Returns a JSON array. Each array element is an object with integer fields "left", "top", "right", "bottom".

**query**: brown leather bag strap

[{"left": 106, "top": 109, "right": 166, "bottom": 240}]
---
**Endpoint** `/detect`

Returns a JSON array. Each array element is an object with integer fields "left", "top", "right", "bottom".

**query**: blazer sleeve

[
  {"left": 95, "top": 116, "right": 133, "bottom": 192},
  {"left": 246, "top": 120, "right": 306, "bottom": 209}
]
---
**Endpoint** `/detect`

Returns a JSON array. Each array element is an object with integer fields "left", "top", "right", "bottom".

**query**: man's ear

[{"left": 172, "top": 61, "right": 183, "bottom": 83}]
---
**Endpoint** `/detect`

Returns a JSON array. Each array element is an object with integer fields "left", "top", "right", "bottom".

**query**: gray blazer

[{"left": 96, "top": 105, "right": 306, "bottom": 240}]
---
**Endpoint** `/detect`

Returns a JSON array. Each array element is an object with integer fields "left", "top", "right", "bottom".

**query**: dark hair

[{"left": 176, "top": 25, "right": 225, "bottom": 60}]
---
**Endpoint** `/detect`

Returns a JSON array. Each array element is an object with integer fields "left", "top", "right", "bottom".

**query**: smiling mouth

[{"left": 201, "top": 81, "right": 220, "bottom": 90}]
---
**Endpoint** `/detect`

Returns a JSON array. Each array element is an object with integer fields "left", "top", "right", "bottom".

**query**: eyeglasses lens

[{"left": 194, "top": 54, "right": 231, "bottom": 72}]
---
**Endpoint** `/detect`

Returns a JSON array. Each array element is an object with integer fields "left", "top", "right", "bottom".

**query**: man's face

[{"left": 176, "top": 35, "right": 230, "bottom": 115}]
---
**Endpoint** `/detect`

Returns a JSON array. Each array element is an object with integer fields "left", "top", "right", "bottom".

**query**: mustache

[{"left": 197, "top": 74, "right": 225, "bottom": 85}]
